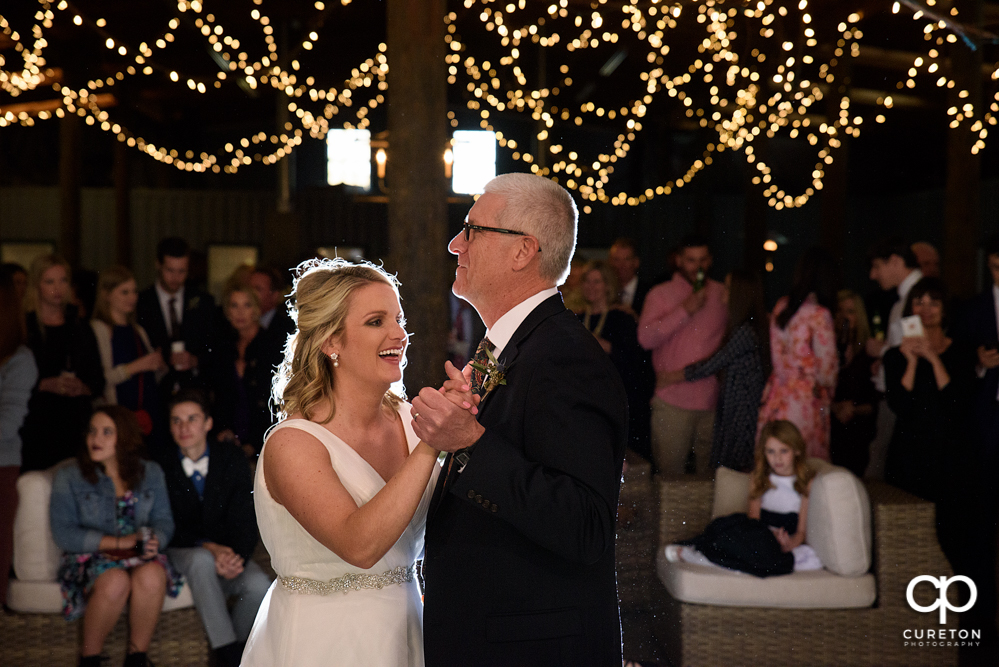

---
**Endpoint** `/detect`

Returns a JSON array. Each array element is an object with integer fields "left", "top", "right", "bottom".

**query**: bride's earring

[{"left": 330, "top": 352, "right": 339, "bottom": 368}]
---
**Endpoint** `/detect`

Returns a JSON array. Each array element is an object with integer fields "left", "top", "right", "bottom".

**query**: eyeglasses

[{"left": 461, "top": 223, "right": 541, "bottom": 251}]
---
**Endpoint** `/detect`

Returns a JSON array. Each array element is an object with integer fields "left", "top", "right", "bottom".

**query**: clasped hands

[
  {"left": 410, "top": 361, "right": 485, "bottom": 453},
  {"left": 899, "top": 335, "right": 937, "bottom": 363},
  {"left": 203, "top": 542, "right": 245, "bottom": 579}
]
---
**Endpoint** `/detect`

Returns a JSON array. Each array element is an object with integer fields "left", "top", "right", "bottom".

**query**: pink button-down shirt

[{"left": 638, "top": 274, "right": 728, "bottom": 411}]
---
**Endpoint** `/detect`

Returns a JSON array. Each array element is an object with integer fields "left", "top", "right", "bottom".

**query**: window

[
  {"left": 451, "top": 130, "right": 496, "bottom": 195},
  {"left": 327, "top": 129, "right": 372, "bottom": 189}
]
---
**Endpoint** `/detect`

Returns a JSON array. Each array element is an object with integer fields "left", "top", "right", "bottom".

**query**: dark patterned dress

[
  {"left": 684, "top": 323, "right": 766, "bottom": 471},
  {"left": 57, "top": 491, "right": 183, "bottom": 620}
]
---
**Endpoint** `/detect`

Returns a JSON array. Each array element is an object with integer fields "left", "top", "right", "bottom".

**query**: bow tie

[{"left": 181, "top": 456, "right": 209, "bottom": 479}]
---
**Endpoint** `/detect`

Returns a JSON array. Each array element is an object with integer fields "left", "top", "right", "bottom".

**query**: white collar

[
  {"left": 484, "top": 287, "right": 560, "bottom": 358},
  {"left": 897, "top": 269, "right": 923, "bottom": 300}
]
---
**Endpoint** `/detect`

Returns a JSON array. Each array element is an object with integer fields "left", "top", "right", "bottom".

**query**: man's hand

[
  {"left": 439, "top": 361, "right": 480, "bottom": 416},
  {"left": 865, "top": 337, "right": 885, "bottom": 358},
  {"left": 411, "top": 385, "right": 485, "bottom": 453},
  {"left": 204, "top": 542, "right": 245, "bottom": 579},
  {"left": 832, "top": 400, "right": 855, "bottom": 424},
  {"left": 978, "top": 345, "right": 999, "bottom": 370},
  {"left": 681, "top": 288, "right": 708, "bottom": 315},
  {"left": 656, "top": 369, "right": 685, "bottom": 389},
  {"left": 171, "top": 350, "right": 198, "bottom": 371}
]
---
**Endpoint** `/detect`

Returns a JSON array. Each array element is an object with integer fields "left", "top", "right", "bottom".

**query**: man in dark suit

[
  {"left": 609, "top": 237, "right": 655, "bottom": 317},
  {"left": 412, "top": 173, "right": 628, "bottom": 667},
  {"left": 136, "top": 237, "right": 217, "bottom": 396},
  {"left": 249, "top": 265, "right": 295, "bottom": 344},
  {"left": 157, "top": 390, "right": 271, "bottom": 667}
]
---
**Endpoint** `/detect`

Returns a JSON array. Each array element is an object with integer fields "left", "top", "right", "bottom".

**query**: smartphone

[{"left": 900, "top": 315, "right": 924, "bottom": 338}]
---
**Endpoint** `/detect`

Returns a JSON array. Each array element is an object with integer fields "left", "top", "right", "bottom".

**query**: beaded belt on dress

[{"left": 278, "top": 564, "right": 416, "bottom": 595}]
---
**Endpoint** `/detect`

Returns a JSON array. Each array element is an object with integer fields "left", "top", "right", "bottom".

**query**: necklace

[{"left": 583, "top": 306, "right": 608, "bottom": 339}]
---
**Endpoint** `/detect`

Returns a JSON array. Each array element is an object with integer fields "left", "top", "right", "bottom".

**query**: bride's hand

[{"left": 438, "top": 360, "right": 480, "bottom": 415}]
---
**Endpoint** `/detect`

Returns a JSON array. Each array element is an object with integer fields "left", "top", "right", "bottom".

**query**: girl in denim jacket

[{"left": 50, "top": 405, "right": 182, "bottom": 667}]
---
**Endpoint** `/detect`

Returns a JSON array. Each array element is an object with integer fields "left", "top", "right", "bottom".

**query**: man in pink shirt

[{"left": 638, "top": 235, "right": 727, "bottom": 475}]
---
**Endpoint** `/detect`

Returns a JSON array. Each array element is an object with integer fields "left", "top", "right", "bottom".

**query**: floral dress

[
  {"left": 757, "top": 295, "right": 838, "bottom": 460},
  {"left": 57, "top": 491, "right": 183, "bottom": 620}
]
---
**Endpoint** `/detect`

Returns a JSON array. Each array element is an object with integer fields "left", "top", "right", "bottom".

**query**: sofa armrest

[
  {"left": 866, "top": 480, "right": 954, "bottom": 612},
  {"left": 657, "top": 476, "right": 714, "bottom": 546}
]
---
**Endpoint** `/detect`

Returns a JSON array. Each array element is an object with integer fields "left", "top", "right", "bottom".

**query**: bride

[{"left": 242, "top": 259, "right": 461, "bottom": 666}]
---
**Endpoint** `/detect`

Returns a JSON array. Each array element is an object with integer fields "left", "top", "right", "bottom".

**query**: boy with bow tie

[{"left": 157, "top": 390, "right": 271, "bottom": 667}]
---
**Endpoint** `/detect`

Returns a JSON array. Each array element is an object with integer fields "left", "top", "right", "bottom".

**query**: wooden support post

[
  {"left": 113, "top": 140, "right": 131, "bottom": 267},
  {"left": 59, "top": 114, "right": 81, "bottom": 266},
  {"left": 387, "top": 0, "right": 449, "bottom": 392},
  {"left": 942, "top": 0, "right": 983, "bottom": 298}
]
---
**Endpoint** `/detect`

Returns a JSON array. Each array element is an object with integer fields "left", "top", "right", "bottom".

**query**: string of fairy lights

[{"left": 1, "top": 0, "right": 998, "bottom": 207}]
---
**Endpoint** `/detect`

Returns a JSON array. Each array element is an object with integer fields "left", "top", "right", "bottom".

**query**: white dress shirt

[
  {"left": 874, "top": 268, "right": 923, "bottom": 392},
  {"left": 620, "top": 276, "right": 639, "bottom": 309},
  {"left": 484, "top": 288, "right": 560, "bottom": 359},
  {"left": 155, "top": 282, "right": 185, "bottom": 333}
]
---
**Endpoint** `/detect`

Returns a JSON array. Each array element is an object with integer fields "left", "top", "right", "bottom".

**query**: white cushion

[
  {"left": 807, "top": 467, "right": 872, "bottom": 576},
  {"left": 709, "top": 459, "right": 871, "bottom": 577},
  {"left": 7, "top": 579, "right": 194, "bottom": 614},
  {"left": 657, "top": 553, "right": 877, "bottom": 609},
  {"left": 13, "top": 468, "right": 62, "bottom": 582}
]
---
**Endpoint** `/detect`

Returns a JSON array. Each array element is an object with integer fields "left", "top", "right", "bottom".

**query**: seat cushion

[
  {"left": 13, "top": 468, "right": 62, "bottom": 581},
  {"left": 710, "top": 459, "right": 871, "bottom": 577},
  {"left": 7, "top": 579, "right": 195, "bottom": 614},
  {"left": 657, "top": 554, "right": 877, "bottom": 609}
]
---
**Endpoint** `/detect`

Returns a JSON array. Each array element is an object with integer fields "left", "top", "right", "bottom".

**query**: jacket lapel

[{"left": 428, "top": 294, "right": 566, "bottom": 520}]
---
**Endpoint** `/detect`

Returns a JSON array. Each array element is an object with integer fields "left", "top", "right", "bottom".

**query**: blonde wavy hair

[
  {"left": 271, "top": 257, "right": 404, "bottom": 423},
  {"left": 25, "top": 254, "right": 73, "bottom": 313},
  {"left": 750, "top": 420, "right": 815, "bottom": 499}
]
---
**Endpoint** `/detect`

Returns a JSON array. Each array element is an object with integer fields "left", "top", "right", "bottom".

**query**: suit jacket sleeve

[{"left": 449, "top": 345, "right": 624, "bottom": 566}]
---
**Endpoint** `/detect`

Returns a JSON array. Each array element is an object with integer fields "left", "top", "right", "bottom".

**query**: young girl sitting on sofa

[{"left": 665, "top": 420, "right": 824, "bottom": 576}]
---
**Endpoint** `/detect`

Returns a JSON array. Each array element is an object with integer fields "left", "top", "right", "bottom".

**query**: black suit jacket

[
  {"left": 156, "top": 440, "right": 258, "bottom": 563},
  {"left": 136, "top": 284, "right": 217, "bottom": 364},
  {"left": 958, "top": 289, "right": 999, "bottom": 450},
  {"left": 423, "top": 295, "right": 628, "bottom": 667}
]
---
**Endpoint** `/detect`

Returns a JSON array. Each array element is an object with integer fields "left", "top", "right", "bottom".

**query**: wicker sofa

[
  {"left": 2, "top": 466, "right": 210, "bottom": 666},
  {"left": 653, "top": 471, "right": 960, "bottom": 667}
]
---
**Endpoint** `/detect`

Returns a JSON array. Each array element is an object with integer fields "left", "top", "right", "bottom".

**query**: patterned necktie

[{"left": 469, "top": 337, "right": 496, "bottom": 396}]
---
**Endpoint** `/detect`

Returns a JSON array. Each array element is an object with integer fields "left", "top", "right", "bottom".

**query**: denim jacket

[{"left": 49, "top": 460, "right": 174, "bottom": 554}]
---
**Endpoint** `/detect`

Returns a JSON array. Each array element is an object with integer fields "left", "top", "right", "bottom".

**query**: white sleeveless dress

[{"left": 241, "top": 407, "right": 439, "bottom": 666}]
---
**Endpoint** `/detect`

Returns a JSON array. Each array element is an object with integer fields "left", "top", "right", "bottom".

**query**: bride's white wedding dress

[{"left": 242, "top": 407, "right": 439, "bottom": 666}]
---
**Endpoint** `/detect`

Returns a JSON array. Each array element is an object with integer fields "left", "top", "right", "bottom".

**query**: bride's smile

[{"left": 328, "top": 281, "right": 408, "bottom": 386}]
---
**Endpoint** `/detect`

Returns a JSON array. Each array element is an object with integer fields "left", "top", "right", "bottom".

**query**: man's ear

[
  {"left": 204, "top": 416, "right": 214, "bottom": 433},
  {"left": 511, "top": 237, "right": 540, "bottom": 271}
]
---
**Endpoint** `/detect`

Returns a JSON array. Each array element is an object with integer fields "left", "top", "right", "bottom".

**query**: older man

[{"left": 412, "top": 173, "right": 628, "bottom": 667}]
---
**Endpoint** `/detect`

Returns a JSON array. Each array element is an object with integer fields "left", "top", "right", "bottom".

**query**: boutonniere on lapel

[
  {"left": 187, "top": 295, "right": 200, "bottom": 310},
  {"left": 469, "top": 347, "right": 507, "bottom": 395}
]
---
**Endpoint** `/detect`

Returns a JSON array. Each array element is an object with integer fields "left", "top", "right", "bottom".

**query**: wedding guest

[
  {"left": 49, "top": 406, "right": 182, "bottom": 667},
  {"left": 0, "top": 273, "right": 38, "bottom": 607},
  {"left": 211, "top": 283, "right": 283, "bottom": 457},
  {"left": 609, "top": 237, "right": 654, "bottom": 317},
  {"left": 864, "top": 238, "right": 922, "bottom": 479},
  {"left": 882, "top": 277, "right": 981, "bottom": 591},
  {"left": 136, "top": 237, "right": 217, "bottom": 396},
  {"left": 559, "top": 256, "right": 588, "bottom": 313},
  {"left": 757, "top": 247, "right": 839, "bottom": 461},
  {"left": 830, "top": 290, "right": 879, "bottom": 477},
  {"left": 0, "top": 263, "right": 28, "bottom": 303},
  {"left": 639, "top": 234, "right": 727, "bottom": 475},
  {"left": 250, "top": 266, "right": 295, "bottom": 342},
  {"left": 911, "top": 241, "right": 941, "bottom": 278},
  {"left": 664, "top": 420, "right": 822, "bottom": 576},
  {"left": 91, "top": 267, "right": 166, "bottom": 437},
  {"left": 658, "top": 270, "right": 769, "bottom": 472},
  {"left": 578, "top": 261, "right": 653, "bottom": 460},
  {"left": 158, "top": 390, "right": 270, "bottom": 667},
  {"left": 20, "top": 255, "right": 104, "bottom": 472},
  {"left": 883, "top": 278, "right": 974, "bottom": 504}
]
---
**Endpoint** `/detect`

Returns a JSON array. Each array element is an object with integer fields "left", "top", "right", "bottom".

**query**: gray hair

[{"left": 483, "top": 173, "right": 577, "bottom": 285}]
